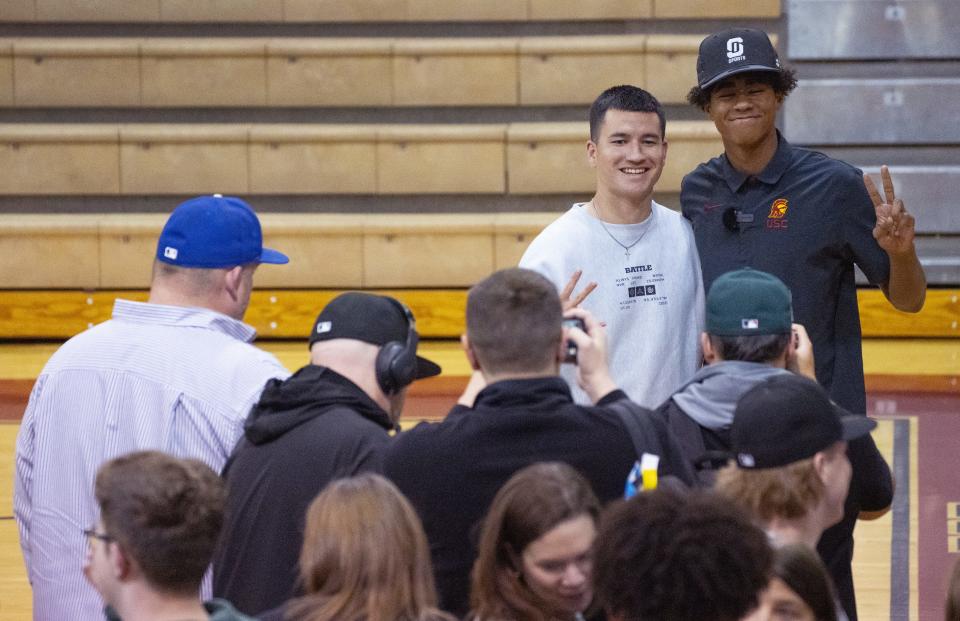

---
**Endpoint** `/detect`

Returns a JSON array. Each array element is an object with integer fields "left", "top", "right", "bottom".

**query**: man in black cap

[
  {"left": 716, "top": 374, "right": 889, "bottom": 621},
  {"left": 718, "top": 374, "right": 882, "bottom": 551},
  {"left": 682, "top": 29, "right": 925, "bottom": 416},
  {"left": 212, "top": 292, "right": 441, "bottom": 616},
  {"left": 680, "top": 32, "right": 920, "bottom": 618}
]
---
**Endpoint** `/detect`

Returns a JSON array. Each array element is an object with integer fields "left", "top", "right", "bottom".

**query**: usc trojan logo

[
  {"left": 766, "top": 198, "right": 789, "bottom": 230},
  {"left": 768, "top": 199, "right": 788, "bottom": 219}
]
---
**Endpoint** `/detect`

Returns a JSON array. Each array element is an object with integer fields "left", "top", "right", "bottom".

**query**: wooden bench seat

[
  {"left": 2, "top": 0, "right": 779, "bottom": 23},
  {"left": 0, "top": 35, "right": 713, "bottom": 107},
  {"left": 0, "top": 287, "right": 956, "bottom": 340},
  {"left": 0, "top": 121, "right": 721, "bottom": 195},
  {"left": 0, "top": 212, "right": 556, "bottom": 290}
]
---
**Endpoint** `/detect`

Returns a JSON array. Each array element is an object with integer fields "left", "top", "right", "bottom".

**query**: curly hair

[
  {"left": 713, "top": 457, "right": 825, "bottom": 522},
  {"left": 687, "top": 69, "right": 798, "bottom": 111},
  {"left": 593, "top": 488, "right": 772, "bottom": 621}
]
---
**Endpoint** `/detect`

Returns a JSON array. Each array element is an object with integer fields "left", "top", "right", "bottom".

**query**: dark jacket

[
  {"left": 212, "top": 365, "right": 394, "bottom": 616},
  {"left": 383, "top": 376, "right": 692, "bottom": 618},
  {"left": 653, "top": 362, "right": 893, "bottom": 620}
]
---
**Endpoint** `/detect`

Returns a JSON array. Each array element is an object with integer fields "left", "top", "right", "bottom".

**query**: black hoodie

[{"left": 212, "top": 365, "right": 394, "bottom": 616}]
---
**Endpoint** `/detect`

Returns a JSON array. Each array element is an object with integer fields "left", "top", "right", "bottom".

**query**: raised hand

[
  {"left": 864, "top": 165, "right": 916, "bottom": 257},
  {"left": 559, "top": 269, "right": 598, "bottom": 311}
]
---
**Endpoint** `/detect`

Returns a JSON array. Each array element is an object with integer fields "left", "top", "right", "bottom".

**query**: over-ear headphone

[{"left": 375, "top": 300, "right": 419, "bottom": 395}]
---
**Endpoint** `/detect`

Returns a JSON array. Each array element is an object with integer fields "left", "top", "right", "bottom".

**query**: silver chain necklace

[{"left": 589, "top": 201, "right": 653, "bottom": 258}]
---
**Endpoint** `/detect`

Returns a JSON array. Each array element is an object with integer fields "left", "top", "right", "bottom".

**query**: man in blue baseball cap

[{"left": 15, "top": 195, "right": 292, "bottom": 620}]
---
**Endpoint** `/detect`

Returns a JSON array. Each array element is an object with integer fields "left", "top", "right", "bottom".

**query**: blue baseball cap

[{"left": 156, "top": 195, "right": 289, "bottom": 268}]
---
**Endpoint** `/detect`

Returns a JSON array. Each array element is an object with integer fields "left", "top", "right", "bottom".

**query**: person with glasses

[
  {"left": 519, "top": 84, "right": 704, "bottom": 410},
  {"left": 83, "top": 450, "right": 253, "bottom": 621}
]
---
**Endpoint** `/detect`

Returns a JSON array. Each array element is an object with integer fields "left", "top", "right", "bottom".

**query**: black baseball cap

[
  {"left": 696, "top": 28, "right": 782, "bottom": 90},
  {"left": 308, "top": 292, "right": 441, "bottom": 380},
  {"left": 706, "top": 268, "right": 793, "bottom": 336},
  {"left": 731, "top": 375, "right": 876, "bottom": 469}
]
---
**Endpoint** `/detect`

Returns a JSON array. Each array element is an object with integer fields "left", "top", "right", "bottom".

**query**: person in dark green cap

[
  {"left": 651, "top": 267, "right": 893, "bottom": 621},
  {"left": 652, "top": 267, "right": 817, "bottom": 482}
]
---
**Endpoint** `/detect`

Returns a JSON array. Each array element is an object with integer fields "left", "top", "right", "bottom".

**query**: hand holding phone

[{"left": 562, "top": 317, "right": 586, "bottom": 363}]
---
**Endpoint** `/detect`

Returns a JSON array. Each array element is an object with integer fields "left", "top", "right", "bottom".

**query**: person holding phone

[{"left": 383, "top": 268, "right": 693, "bottom": 617}]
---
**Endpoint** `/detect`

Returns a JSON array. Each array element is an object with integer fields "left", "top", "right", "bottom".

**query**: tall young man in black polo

[{"left": 681, "top": 28, "right": 925, "bottom": 620}]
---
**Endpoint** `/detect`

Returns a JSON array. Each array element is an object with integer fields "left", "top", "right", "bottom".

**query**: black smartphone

[{"left": 562, "top": 317, "right": 586, "bottom": 363}]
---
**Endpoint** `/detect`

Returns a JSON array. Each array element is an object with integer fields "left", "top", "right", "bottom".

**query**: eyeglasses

[{"left": 83, "top": 527, "right": 113, "bottom": 546}]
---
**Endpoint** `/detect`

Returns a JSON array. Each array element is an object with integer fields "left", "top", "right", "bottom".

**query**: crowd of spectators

[{"left": 14, "top": 24, "right": 936, "bottom": 621}]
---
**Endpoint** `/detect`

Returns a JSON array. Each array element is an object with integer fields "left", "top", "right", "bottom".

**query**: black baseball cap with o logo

[{"left": 696, "top": 28, "right": 783, "bottom": 90}]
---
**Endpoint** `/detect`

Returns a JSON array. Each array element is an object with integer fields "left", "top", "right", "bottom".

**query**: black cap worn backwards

[
  {"left": 696, "top": 28, "right": 782, "bottom": 90},
  {"left": 731, "top": 375, "right": 876, "bottom": 469},
  {"left": 308, "top": 292, "right": 441, "bottom": 380}
]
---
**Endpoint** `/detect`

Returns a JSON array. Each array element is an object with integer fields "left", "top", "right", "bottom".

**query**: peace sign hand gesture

[{"left": 864, "top": 165, "right": 916, "bottom": 257}]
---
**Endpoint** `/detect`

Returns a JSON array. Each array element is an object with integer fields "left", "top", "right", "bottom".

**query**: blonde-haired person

[
  {"left": 260, "top": 474, "right": 453, "bottom": 621},
  {"left": 714, "top": 375, "right": 879, "bottom": 552},
  {"left": 470, "top": 462, "right": 600, "bottom": 621}
]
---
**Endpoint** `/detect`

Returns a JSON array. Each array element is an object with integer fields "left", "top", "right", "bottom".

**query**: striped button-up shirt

[{"left": 14, "top": 299, "right": 290, "bottom": 620}]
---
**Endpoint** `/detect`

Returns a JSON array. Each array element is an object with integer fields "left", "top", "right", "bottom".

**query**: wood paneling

[
  {"left": 392, "top": 39, "right": 517, "bottom": 106},
  {"left": 0, "top": 125, "right": 120, "bottom": 195},
  {"left": 376, "top": 125, "right": 506, "bottom": 193},
  {"left": 249, "top": 125, "right": 378, "bottom": 193},
  {"left": 0, "top": 41, "right": 13, "bottom": 107},
  {"left": 2, "top": 288, "right": 957, "bottom": 342},
  {"left": 140, "top": 39, "right": 267, "bottom": 107},
  {"left": 405, "top": 0, "right": 525, "bottom": 21},
  {"left": 652, "top": 0, "right": 779, "bottom": 18},
  {"left": 519, "top": 36, "right": 645, "bottom": 105},
  {"left": 266, "top": 39, "right": 392, "bottom": 106},
  {"left": 528, "top": 0, "right": 651, "bottom": 20},
  {"left": 119, "top": 125, "right": 249, "bottom": 194},
  {"left": 33, "top": 0, "right": 159, "bottom": 21},
  {"left": 645, "top": 35, "right": 700, "bottom": 104},
  {"left": 159, "top": 0, "right": 283, "bottom": 21}
]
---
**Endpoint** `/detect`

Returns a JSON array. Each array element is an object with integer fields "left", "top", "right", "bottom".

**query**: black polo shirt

[{"left": 680, "top": 132, "right": 889, "bottom": 415}]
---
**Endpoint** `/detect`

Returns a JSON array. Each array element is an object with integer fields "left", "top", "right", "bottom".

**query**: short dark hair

[
  {"left": 95, "top": 451, "right": 226, "bottom": 594},
  {"left": 589, "top": 85, "right": 666, "bottom": 142},
  {"left": 594, "top": 488, "right": 772, "bottom": 621},
  {"left": 466, "top": 268, "right": 563, "bottom": 375},
  {"left": 687, "top": 69, "right": 799, "bottom": 111},
  {"left": 471, "top": 462, "right": 600, "bottom": 621},
  {"left": 772, "top": 544, "right": 838, "bottom": 621},
  {"left": 708, "top": 333, "right": 791, "bottom": 364}
]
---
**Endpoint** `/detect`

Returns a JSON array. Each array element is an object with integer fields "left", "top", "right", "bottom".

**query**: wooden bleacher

[
  {"left": 0, "top": 0, "right": 780, "bottom": 23},
  {"left": 0, "top": 122, "right": 721, "bottom": 195},
  {"left": 1, "top": 211, "right": 958, "bottom": 340},
  {"left": 1, "top": 288, "right": 958, "bottom": 341},
  {"left": 0, "top": 35, "right": 714, "bottom": 107}
]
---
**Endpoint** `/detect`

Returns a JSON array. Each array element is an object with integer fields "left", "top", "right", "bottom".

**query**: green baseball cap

[{"left": 706, "top": 268, "right": 792, "bottom": 336}]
